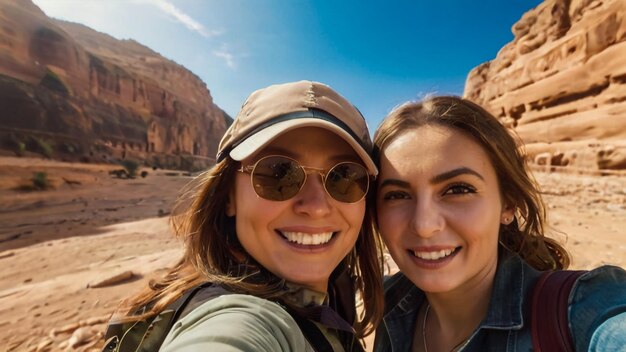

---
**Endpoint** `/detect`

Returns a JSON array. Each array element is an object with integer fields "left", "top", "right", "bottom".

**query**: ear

[
  {"left": 500, "top": 203, "right": 515, "bottom": 225},
  {"left": 226, "top": 189, "right": 236, "bottom": 217}
]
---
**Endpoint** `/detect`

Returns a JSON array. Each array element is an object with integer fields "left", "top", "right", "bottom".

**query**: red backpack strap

[{"left": 530, "top": 270, "right": 587, "bottom": 352}]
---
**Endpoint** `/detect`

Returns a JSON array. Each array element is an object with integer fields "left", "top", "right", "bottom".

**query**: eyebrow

[
  {"left": 379, "top": 179, "right": 411, "bottom": 189},
  {"left": 431, "top": 167, "right": 484, "bottom": 183},
  {"left": 379, "top": 167, "right": 484, "bottom": 189}
]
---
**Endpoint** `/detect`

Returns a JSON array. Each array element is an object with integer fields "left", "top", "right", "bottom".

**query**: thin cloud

[
  {"left": 213, "top": 49, "right": 236, "bottom": 69},
  {"left": 149, "top": 0, "right": 222, "bottom": 38}
]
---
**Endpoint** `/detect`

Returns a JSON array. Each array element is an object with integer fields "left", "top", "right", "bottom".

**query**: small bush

[
  {"left": 60, "top": 142, "right": 80, "bottom": 154},
  {"left": 16, "top": 142, "right": 26, "bottom": 157},
  {"left": 32, "top": 137, "right": 54, "bottom": 158},
  {"left": 6, "top": 134, "right": 26, "bottom": 156},
  {"left": 120, "top": 159, "right": 139, "bottom": 178},
  {"left": 180, "top": 155, "right": 194, "bottom": 172},
  {"left": 32, "top": 172, "right": 49, "bottom": 190}
]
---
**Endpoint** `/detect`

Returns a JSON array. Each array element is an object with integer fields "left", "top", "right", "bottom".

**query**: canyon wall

[
  {"left": 0, "top": 0, "right": 229, "bottom": 170},
  {"left": 465, "top": 0, "right": 626, "bottom": 171}
]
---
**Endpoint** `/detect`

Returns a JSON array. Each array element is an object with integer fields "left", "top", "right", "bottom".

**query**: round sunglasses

[{"left": 238, "top": 155, "right": 372, "bottom": 203}]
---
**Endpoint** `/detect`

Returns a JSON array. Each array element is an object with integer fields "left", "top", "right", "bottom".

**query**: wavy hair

[{"left": 372, "top": 96, "right": 570, "bottom": 270}]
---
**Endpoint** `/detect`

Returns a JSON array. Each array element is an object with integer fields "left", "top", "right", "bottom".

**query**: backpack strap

[
  {"left": 102, "top": 282, "right": 219, "bottom": 352},
  {"left": 530, "top": 270, "right": 587, "bottom": 352},
  {"left": 285, "top": 307, "right": 336, "bottom": 352},
  {"left": 103, "top": 283, "right": 354, "bottom": 352}
]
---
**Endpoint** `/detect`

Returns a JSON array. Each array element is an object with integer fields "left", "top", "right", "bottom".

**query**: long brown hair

[
  {"left": 115, "top": 156, "right": 384, "bottom": 337},
  {"left": 372, "top": 96, "right": 570, "bottom": 271}
]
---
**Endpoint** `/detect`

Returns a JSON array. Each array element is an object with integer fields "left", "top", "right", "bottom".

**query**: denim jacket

[{"left": 374, "top": 252, "right": 626, "bottom": 352}]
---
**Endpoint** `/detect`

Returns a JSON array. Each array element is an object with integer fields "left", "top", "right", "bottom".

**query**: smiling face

[
  {"left": 228, "top": 127, "right": 366, "bottom": 292},
  {"left": 377, "top": 124, "right": 514, "bottom": 294}
]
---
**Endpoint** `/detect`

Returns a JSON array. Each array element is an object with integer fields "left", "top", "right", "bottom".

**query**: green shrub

[
  {"left": 120, "top": 159, "right": 139, "bottom": 178},
  {"left": 32, "top": 172, "right": 49, "bottom": 190},
  {"left": 60, "top": 142, "right": 75, "bottom": 154},
  {"left": 60, "top": 142, "right": 83, "bottom": 155},
  {"left": 6, "top": 134, "right": 26, "bottom": 156},
  {"left": 16, "top": 142, "right": 26, "bottom": 157},
  {"left": 180, "top": 156, "right": 191, "bottom": 171},
  {"left": 33, "top": 137, "right": 54, "bottom": 158}
]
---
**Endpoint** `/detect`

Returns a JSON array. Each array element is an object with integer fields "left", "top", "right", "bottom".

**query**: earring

[{"left": 502, "top": 216, "right": 513, "bottom": 225}]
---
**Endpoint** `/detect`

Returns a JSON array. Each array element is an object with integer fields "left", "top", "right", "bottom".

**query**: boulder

[{"left": 465, "top": 0, "right": 626, "bottom": 170}]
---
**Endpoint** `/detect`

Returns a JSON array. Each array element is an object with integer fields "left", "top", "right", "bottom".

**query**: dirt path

[{"left": 0, "top": 157, "right": 624, "bottom": 351}]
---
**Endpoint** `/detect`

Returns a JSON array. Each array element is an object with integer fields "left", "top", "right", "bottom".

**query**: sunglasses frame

[{"left": 238, "top": 155, "right": 372, "bottom": 203}]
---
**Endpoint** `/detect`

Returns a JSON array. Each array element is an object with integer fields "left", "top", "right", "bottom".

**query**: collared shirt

[
  {"left": 160, "top": 284, "right": 353, "bottom": 352},
  {"left": 160, "top": 293, "right": 319, "bottom": 352},
  {"left": 374, "top": 252, "right": 626, "bottom": 352},
  {"left": 284, "top": 282, "right": 328, "bottom": 306}
]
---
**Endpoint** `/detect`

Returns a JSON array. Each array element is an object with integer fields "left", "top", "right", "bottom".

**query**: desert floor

[{"left": 0, "top": 156, "right": 625, "bottom": 352}]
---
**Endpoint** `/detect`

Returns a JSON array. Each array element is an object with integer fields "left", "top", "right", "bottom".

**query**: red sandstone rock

[
  {"left": 465, "top": 0, "right": 626, "bottom": 170},
  {"left": 0, "top": 0, "right": 229, "bottom": 170}
]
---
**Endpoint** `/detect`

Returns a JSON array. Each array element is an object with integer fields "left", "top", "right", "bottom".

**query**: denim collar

[
  {"left": 384, "top": 252, "right": 533, "bottom": 331},
  {"left": 480, "top": 253, "right": 525, "bottom": 329}
]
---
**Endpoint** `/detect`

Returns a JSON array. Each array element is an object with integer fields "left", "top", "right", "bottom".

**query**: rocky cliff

[
  {"left": 465, "top": 0, "right": 626, "bottom": 171},
  {"left": 0, "top": 0, "right": 229, "bottom": 170}
]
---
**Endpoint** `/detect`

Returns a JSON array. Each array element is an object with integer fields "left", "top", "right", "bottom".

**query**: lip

[
  {"left": 407, "top": 246, "right": 461, "bottom": 270},
  {"left": 277, "top": 226, "right": 337, "bottom": 233},
  {"left": 412, "top": 245, "right": 458, "bottom": 252}
]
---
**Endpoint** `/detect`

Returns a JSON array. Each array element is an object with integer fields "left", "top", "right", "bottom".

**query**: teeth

[
  {"left": 281, "top": 232, "right": 333, "bottom": 245},
  {"left": 413, "top": 248, "right": 454, "bottom": 260}
]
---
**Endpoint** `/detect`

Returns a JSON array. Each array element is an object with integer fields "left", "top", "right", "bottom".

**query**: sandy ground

[{"left": 0, "top": 157, "right": 625, "bottom": 352}]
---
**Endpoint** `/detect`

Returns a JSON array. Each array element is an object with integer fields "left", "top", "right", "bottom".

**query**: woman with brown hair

[
  {"left": 103, "top": 81, "right": 385, "bottom": 351},
  {"left": 372, "top": 96, "right": 626, "bottom": 351}
]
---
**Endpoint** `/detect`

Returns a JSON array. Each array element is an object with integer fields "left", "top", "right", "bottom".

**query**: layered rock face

[
  {"left": 465, "top": 0, "right": 626, "bottom": 171},
  {"left": 0, "top": 0, "right": 229, "bottom": 169}
]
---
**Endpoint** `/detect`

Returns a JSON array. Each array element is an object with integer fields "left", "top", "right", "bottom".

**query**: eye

[
  {"left": 381, "top": 190, "right": 410, "bottom": 200},
  {"left": 442, "top": 183, "right": 476, "bottom": 196}
]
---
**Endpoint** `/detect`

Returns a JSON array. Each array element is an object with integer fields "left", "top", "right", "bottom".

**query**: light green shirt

[{"left": 160, "top": 293, "right": 345, "bottom": 352}]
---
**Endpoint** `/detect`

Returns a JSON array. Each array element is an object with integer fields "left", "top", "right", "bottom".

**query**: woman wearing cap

[
  {"left": 103, "top": 81, "right": 384, "bottom": 352},
  {"left": 372, "top": 96, "right": 626, "bottom": 351}
]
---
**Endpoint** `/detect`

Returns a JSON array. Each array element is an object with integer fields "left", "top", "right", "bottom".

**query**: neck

[{"left": 423, "top": 263, "right": 497, "bottom": 351}]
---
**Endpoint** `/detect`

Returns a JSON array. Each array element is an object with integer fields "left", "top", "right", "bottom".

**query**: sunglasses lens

[
  {"left": 325, "top": 163, "right": 369, "bottom": 203},
  {"left": 252, "top": 156, "right": 305, "bottom": 201}
]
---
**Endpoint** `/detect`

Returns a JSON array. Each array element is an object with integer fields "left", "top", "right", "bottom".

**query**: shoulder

[
  {"left": 571, "top": 265, "right": 626, "bottom": 304},
  {"left": 575, "top": 265, "right": 626, "bottom": 285},
  {"left": 570, "top": 265, "right": 626, "bottom": 351},
  {"left": 160, "top": 294, "right": 310, "bottom": 352}
]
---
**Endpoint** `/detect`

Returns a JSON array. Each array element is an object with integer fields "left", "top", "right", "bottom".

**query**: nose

[
  {"left": 411, "top": 197, "right": 444, "bottom": 238},
  {"left": 293, "top": 173, "right": 332, "bottom": 218}
]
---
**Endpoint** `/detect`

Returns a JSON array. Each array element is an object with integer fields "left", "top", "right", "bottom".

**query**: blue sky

[{"left": 32, "top": 0, "right": 542, "bottom": 131}]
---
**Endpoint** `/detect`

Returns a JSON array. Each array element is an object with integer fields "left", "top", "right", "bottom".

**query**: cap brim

[{"left": 229, "top": 118, "right": 378, "bottom": 176}]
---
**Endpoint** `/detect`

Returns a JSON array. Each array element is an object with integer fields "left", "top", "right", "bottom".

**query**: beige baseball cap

[{"left": 216, "top": 80, "right": 377, "bottom": 176}]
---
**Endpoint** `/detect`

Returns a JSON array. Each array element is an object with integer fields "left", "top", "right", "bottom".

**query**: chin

[{"left": 405, "top": 273, "right": 456, "bottom": 293}]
